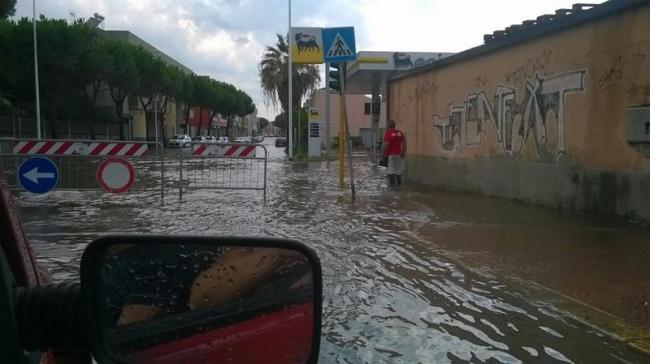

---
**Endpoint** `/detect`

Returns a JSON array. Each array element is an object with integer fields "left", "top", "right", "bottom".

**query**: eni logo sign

[
  {"left": 290, "top": 27, "right": 324, "bottom": 64},
  {"left": 290, "top": 27, "right": 356, "bottom": 64}
]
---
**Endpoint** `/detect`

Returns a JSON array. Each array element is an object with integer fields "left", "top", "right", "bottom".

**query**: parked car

[
  {"left": 203, "top": 136, "right": 217, "bottom": 143},
  {"left": 235, "top": 137, "right": 253, "bottom": 144},
  {"left": 168, "top": 134, "right": 192, "bottom": 148},
  {"left": 276, "top": 137, "right": 288, "bottom": 147},
  {"left": 191, "top": 136, "right": 207, "bottom": 143},
  {"left": 217, "top": 137, "right": 229, "bottom": 144}
]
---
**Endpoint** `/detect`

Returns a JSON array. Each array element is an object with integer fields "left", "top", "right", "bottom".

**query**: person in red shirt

[{"left": 382, "top": 120, "right": 406, "bottom": 187}]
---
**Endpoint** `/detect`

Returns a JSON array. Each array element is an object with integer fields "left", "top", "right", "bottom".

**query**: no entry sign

[{"left": 96, "top": 157, "right": 135, "bottom": 193}]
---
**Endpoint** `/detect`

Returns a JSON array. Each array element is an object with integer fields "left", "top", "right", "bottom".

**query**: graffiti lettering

[{"left": 432, "top": 70, "right": 586, "bottom": 160}]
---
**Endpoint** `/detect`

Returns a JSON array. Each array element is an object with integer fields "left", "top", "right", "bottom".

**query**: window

[{"left": 364, "top": 102, "right": 371, "bottom": 115}]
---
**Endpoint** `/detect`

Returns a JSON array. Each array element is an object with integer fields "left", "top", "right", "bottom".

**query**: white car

[
  {"left": 217, "top": 137, "right": 229, "bottom": 144},
  {"left": 234, "top": 137, "right": 253, "bottom": 144},
  {"left": 168, "top": 134, "right": 192, "bottom": 148},
  {"left": 203, "top": 136, "right": 217, "bottom": 143}
]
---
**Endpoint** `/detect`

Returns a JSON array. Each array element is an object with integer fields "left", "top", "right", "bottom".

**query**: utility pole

[
  {"left": 325, "top": 63, "right": 331, "bottom": 158},
  {"left": 340, "top": 63, "right": 355, "bottom": 199},
  {"left": 371, "top": 93, "right": 380, "bottom": 163},
  {"left": 287, "top": 0, "right": 293, "bottom": 159},
  {"left": 329, "top": 62, "right": 354, "bottom": 197},
  {"left": 33, "top": 0, "right": 42, "bottom": 139},
  {"left": 154, "top": 95, "right": 159, "bottom": 144},
  {"left": 338, "top": 92, "right": 344, "bottom": 185}
]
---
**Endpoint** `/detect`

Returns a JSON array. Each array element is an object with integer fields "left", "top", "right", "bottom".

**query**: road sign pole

[
  {"left": 338, "top": 89, "right": 344, "bottom": 186},
  {"left": 154, "top": 95, "right": 159, "bottom": 145},
  {"left": 340, "top": 62, "right": 355, "bottom": 199},
  {"left": 33, "top": 0, "right": 41, "bottom": 139},
  {"left": 325, "top": 62, "right": 330, "bottom": 159},
  {"left": 288, "top": 0, "right": 293, "bottom": 159}
]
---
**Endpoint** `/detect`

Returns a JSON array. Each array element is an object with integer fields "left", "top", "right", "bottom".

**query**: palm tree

[{"left": 259, "top": 33, "right": 320, "bottom": 118}]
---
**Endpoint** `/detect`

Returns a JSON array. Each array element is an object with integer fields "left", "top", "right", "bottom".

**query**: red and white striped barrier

[
  {"left": 192, "top": 144, "right": 256, "bottom": 158},
  {"left": 13, "top": 141, "right": 149, "bottom": 156}
]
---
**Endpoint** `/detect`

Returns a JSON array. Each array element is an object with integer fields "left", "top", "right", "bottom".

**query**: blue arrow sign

[
  {"left": 17, "top": 157, "right": 59, "bottom": 194},
  {"left": 323, "top": 27, "right": 356, "bottom": 63}
]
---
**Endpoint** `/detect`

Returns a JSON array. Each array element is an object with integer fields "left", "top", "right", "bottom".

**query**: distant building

[
  {"left": 70, "top": 23, "right": 195, "bottom": 142},
  {"left": 309, "top": 89, "right": 387, "bottom": 148}
]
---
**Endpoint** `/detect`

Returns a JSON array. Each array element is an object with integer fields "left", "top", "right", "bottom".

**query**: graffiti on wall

[
  {"left": 432, "top": 69, "right": 586, "bottom": 160},
  {"left": 597, "top": 54, "right": 647, "bottom": 95}
]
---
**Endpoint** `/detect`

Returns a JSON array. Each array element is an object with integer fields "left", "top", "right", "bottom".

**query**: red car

[{"left": 0, "top": 176, "right": 322, "bottom": 364}]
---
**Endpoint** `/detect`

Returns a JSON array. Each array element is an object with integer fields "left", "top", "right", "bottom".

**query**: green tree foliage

[
  {"left": 0, "top": 0, "right": 16, "bottom": 19},
  {"left": 0, "top": 17, "right": 255, "bottom": 140},
  {"left": 274, "top": 108, "right": 308, "bottom": 153},
  {"left": 0, "top": 18, "right": 35, "bottom": 113},
  {"left": 258, "top": 117, "right": 269, "bottom": 131},
  {"left": 259, "top": 33, "right": 319, "bottom": 123}
]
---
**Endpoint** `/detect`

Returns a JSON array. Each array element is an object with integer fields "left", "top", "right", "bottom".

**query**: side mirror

[{"left": 80, "top": 236, "right": 322, "bottom": 364}]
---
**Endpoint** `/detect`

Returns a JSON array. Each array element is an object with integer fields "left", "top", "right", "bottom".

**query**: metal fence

[
  {"left": 0, "top": 138, "right": 268, "bottom": 199},
  {"left": 178, "top": 142, "right": 268, "bottom": 199}
]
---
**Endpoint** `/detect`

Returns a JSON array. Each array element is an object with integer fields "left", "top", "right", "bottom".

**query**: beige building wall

[
  {"left": 390, "top": 5, "right": 650, "bottom": 171},
  {"left": 164, "top": 100, "right": 178, "bottom": 137},
  {"left": 388, "top": 3, "right": 650, "bottom": 222},
  {"left": 132, "top": 109, "right": 146, "bottom": 140}
]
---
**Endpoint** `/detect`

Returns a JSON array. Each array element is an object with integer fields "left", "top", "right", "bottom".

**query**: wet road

[{"left": 16, "top": 139, "right": 649, "bottom": 363}]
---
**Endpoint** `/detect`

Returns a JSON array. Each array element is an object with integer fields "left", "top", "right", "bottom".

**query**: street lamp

[
  {"left": 32, "top": 0, "right": 41, "bottom": 139},
  {"left": 288, "top": 0, "right": 293, "bottom": 158}
]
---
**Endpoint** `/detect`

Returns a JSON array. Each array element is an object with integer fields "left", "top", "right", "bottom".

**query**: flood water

[{"left": 16, "top": 139, "right": 649, "bottom": 363}]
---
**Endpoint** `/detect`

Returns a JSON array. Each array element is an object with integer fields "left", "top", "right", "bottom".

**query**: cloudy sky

[{"left": 14, "top": 0, "right": 599, "bottom": 119}]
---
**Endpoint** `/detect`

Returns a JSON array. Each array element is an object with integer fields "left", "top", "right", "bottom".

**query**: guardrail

[{"left": 178, "top": 142, "right": 268, "bottom": 199}]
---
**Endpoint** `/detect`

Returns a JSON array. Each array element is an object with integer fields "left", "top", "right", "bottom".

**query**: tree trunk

[
  {"left": 117, "top": 103, "right": 126, "bottom": 140},
  {"left": 159, "top": 96, "right": 170, "bottom": 147},
  {"left": 209, "top": 111, "right": 218, "bottom": 137},
  {"left": 139, "top": 96, "right": 154, "bottom": 141},
  {"left": 86, "top": 120, "right": 96, "bottom": 140},
  {"left": 184, "top": 103, "right": 191, "bottom": 134},
  {"left": 49, "top": 106, "right": 58, "bottom": 139},
  {"left": 196, "top": 106, "right": 204, "bottom": 136},
  {"left": 82, "top": 87, "right": 97, "bottom": 140},
  {"left": 109, "top": 86, "right": 127, "bottom": 140}
]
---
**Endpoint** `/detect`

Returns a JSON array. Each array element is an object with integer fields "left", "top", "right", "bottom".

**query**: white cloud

[{"left": 13, "top": 0, "right": 600, "bottom": 119}]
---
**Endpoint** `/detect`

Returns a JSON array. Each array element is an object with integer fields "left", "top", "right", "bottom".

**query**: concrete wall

[{"left": 389, "top": 3, "right": 650, "bottom": 222}]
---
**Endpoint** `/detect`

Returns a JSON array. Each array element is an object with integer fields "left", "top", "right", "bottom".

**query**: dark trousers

[{"left": 388, "top": 174, "right": 402, "bottom": 186}]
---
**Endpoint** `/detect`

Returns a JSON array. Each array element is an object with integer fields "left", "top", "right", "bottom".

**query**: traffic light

[{"left": 328, "top": 62, "right": 346, "bottom": 93}]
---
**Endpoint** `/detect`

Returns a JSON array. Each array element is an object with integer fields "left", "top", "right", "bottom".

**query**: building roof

[
  {"left": 390, "top": 0, "right": 648, "bottom": 83},
  {"left": 101, "top": 30, "right": 194, "bottom": 75},
  {"left": 345, "top": 51, "right": 454, "bottom": 95}
]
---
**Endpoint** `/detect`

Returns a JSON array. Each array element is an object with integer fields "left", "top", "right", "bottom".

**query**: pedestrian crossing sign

[{"left": 323, "top": 27, "right": 356, "bottom": 62}]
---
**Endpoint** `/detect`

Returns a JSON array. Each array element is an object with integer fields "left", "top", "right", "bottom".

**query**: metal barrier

[
  {"left": 0, "top": 138, "right": 269, "bottom": 200},
  {"left": 0, "top": 138, "right": 164, "bottom": 194},
  {"left": 178, "top": 142, "right": 268, "bottom": 199}
]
